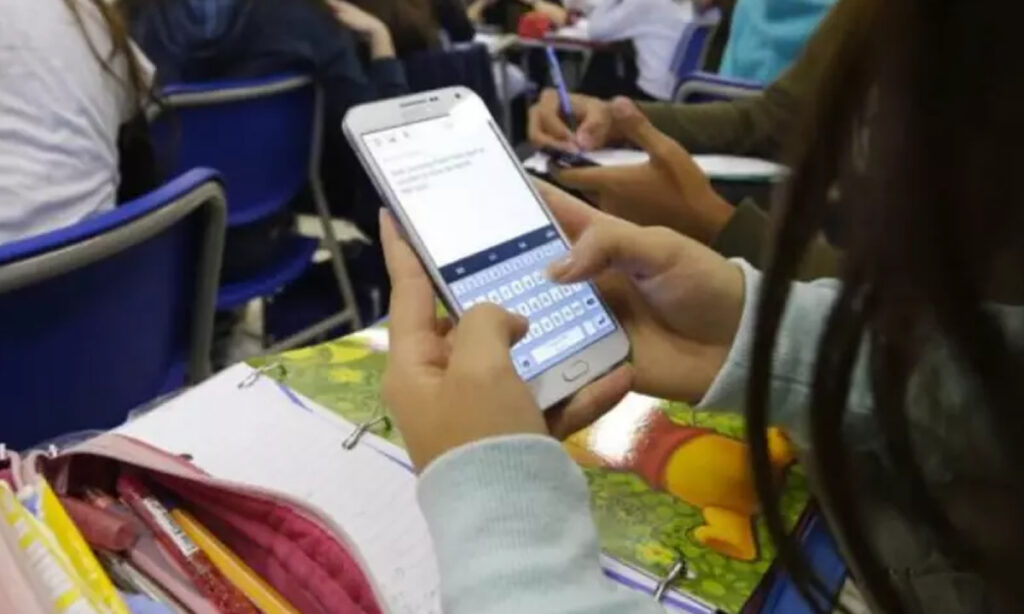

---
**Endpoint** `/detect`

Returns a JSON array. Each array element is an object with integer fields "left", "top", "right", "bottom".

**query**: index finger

[
  {"left": 379, "top": 209, "right": 439, "bottom": 348},
  {"left": 528, "top": 104, "right": 575, "bottom": 150}
]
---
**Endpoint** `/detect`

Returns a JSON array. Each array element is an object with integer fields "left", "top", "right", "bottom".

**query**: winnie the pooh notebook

[{"left": 251, "top": 326, "right": 817, "bottom": 614}]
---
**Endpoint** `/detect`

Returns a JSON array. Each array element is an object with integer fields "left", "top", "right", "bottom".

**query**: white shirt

[
  {"left": 0, "top": 0, "right": 152, "bottom": 244},
  {"left": 578, "top": 0, "right": 694, "bottom": 100}
]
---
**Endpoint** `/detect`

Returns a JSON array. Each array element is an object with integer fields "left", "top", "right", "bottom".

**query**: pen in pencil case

[
  {"left": 59, "top": 496, "right": 139, "bottom": 553},
  {"left": 172, "top": 507, "right": 300, "bottom": 614},
  {"left": 95, "top": 550, "right": 190, "bottom": 614},
  {"left": 116, "top": 473, "right": 259, "bottom": 614}
]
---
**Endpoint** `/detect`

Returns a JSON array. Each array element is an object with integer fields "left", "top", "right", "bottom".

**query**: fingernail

[{"left": 546, "top": 255, "right": 574, "bottom": 280}]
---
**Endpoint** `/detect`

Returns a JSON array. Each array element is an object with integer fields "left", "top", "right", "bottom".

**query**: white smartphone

[{"left": 343, "top": 86, "right": 630, "bottom": 409}]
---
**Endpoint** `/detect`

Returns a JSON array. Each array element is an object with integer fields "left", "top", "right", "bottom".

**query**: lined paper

[{"left": 116, "top": 364, "right": 441, "bottom": 614}]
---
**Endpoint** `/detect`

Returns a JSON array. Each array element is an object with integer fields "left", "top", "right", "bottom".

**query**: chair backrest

[
  {"left": 670, "top": 8, "right": 722, "bottom": 83},
  {"left": 0, "top": 169, "right": 226, "bottom": 450},
  {"left": 673, "top": 71, "right": 764, "bottom": 104},
  {"left": 151, "top": 75, "right": 317, "bottom": 227}
]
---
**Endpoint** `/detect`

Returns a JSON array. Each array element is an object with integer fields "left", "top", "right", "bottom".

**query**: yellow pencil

[{"left": 171, "top": 509, "right": 300, "bottom": 614}]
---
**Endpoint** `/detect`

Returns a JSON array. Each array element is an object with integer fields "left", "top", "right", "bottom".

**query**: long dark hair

[
  {"left": 745, "top": 0, "right": 1024, "bottom": 611},
  {"left": 62, "top": 0, "right": 153, "bottom": 112}
]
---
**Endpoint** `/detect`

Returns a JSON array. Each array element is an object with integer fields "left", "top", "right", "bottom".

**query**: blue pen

[{"left": 544, "top": 45, "right": 580, "bottom": 143}]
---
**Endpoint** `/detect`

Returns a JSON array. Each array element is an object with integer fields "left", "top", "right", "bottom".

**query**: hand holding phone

[
  {"left": 344, "top": 87, "right": 630, "bottom": 409},
  {"left": 378, "top": 210, "right": 633, "bottom": 468}
]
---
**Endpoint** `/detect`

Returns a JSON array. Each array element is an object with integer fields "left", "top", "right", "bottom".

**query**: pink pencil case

[{"left": 15, "top": 432, "right": 387, "bottom": 614}]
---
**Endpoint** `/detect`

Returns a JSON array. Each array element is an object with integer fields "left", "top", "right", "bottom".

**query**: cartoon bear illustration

[{"left": 565, "top": 411, "right": 796, "bottom": 561}]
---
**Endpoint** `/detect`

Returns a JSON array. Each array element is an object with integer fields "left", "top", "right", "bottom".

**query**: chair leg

[
  {"left": 260, "top": 178, "right": 365, "bottom": 353},
  {"left": 311, "top": 179, "right": 364, "bottom": 333}
]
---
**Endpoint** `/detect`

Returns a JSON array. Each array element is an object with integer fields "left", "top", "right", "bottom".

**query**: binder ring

[
  {"left": 653, "top": 555, "right": 687, "bottom": 603},
  {"left": 238, "top": 362, "right": 287, "bottom": 389},
  {"left": 342, "top": 415, "right": 392, "bottom": 450}
]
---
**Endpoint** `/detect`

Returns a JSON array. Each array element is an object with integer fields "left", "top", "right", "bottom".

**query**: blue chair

[
  {"left": 673, "top": 70, "right": 764, "bottom": 103},
  {"left": 151, "top": 75, "right": 362, "bottom": 351},
  {"left": 0, "top": 170, "right": 226, "bottom": 450},
  {"left": 669, "top": 8, "right": 722, "bottom": 89},
  {"left": 668, "top": 8, "right": 765, "bottom": 104}
]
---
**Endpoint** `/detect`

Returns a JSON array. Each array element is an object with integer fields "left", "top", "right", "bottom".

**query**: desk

[{"left": 250, "top": 323, "right": 850, "bottom": 613}]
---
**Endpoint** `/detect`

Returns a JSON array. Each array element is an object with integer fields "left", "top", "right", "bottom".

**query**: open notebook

[
  {"left": 246, "top": 327, "right": 847, "bottom": 614},
  {"left": 116, "top": 364, "right": 439, "bottom": 614},
  {"left": 115, "top": 363, "right": 712, "bottom": 613}
]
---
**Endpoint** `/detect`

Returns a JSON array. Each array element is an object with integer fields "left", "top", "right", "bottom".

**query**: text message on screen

[{"left": 363, "top": 116, "right": 548, "bottom": 267}]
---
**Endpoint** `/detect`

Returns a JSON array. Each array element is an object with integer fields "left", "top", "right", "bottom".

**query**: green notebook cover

[{"left": 251, "top": 328, "right": 809, "bottom": 613}]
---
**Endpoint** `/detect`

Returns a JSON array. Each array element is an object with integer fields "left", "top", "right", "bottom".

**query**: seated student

[
  {"left": 346, "top": 0, "right": 476, "bottom": 56},
  {"left": 564, "top": 0, "right": 697, "bottom": 101},
  {"left": 123, "top": 0, "right": 408, "bottom": 290},
  {"left": 718, "top": 0, "right": 837, "bottom": 84},
  {"left": 467, "top": 0, "right": 569, "bottom": 30},
  {"left": 527, "top": 0, "right": 849, "bottom": 278},
  {"left": 378, "top": 0, "right": 1024, "bottom": 611},
  {"left": 0, "top": 0, "right": 151, "bottom": 244}
]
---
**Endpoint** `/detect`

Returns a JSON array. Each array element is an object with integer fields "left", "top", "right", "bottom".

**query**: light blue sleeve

[
  {"left": 698, "top": 259, "right": 874, "bottom": 448},
  {"left": 417, "top": 435, "right": 668, "bottom": 614},
  {"left": 718, "top": 0, "right": 838, "bottom": 84}
]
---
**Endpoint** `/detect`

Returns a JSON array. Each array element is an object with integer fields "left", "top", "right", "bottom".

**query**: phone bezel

[{"left": 342, "top": 86, "right": 630, "bottom": 410}]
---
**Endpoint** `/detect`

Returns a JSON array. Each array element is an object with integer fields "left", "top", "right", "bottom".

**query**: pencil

[{"left": 171, "top": 509, "right": 300, "bottom": 614}]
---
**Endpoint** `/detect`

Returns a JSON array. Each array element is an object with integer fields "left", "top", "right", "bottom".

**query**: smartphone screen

[{"left": 361, "top": 113, "right": 618, "bottom": 381}]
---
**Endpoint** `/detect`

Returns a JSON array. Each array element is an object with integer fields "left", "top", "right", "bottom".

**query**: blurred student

[
  {"left": 467, "top": 0, "right": 569, "bottom": 30},
  {"left": 346, "top": 0, "right": 475, "bottom": 56},
  {"left": 719, "top": 0, "right": 837, "bottom": 84},
  {"left": 0, "top": 0, "right": 152, "bottom": 243},
  {"left": 527, "top": 0, "right": 849, "bottom": 278},
  {"left": 123, "top": 0, "right": 407, "bottom": 285},
  {"left": 380, "top": 0, "right": 1024, "bottom": 612},
  {"left": 565, "top": 0, "right": 696, "bottom": 101}
]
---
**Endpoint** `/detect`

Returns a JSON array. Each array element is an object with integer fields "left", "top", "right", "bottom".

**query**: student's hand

[
  {"left": 532, "top": 0, "right": 570, "bottom": 26},
  {"left": 379, "top": 211, "right": 634, "bottom": 471},
  {"left": 329, "top": 0, "right": 396, "bottom": 59},
  {"left": 553, "top": 98, "right": 734, "bottom": 245},
  {"left": 537, "top": 181, "right": 745, "bottom": 403},
  {"left": 528, "top": 89, "right": 621, "bottom": 151},
  {"left": 466, "top": 0, "right": 498, "bottom": 23}
]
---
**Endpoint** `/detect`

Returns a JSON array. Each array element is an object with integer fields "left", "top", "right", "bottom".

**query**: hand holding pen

[{"left": 544, "top": 45, "right": 581, "bottom": 150}]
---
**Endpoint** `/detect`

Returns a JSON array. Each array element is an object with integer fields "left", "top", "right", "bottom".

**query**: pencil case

[{"left": 18, "top": 432, "right": 387, "bottom": 614}]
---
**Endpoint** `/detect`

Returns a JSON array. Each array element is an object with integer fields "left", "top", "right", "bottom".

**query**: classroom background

[{"left": 0, "top": 0, "right": 867, "bottom": 613}]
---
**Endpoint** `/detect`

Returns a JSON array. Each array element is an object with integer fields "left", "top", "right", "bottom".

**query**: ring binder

[
  {"left": 653, "top": 556, "right": 687, "bottom": 602},
  {"left": 237, "top": 363, "right": 287, "bottom": 389},
  {"left": 342, "top": 415, "right": 392, "bottom": 450}
]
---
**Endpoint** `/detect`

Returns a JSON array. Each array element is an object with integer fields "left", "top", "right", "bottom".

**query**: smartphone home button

[{"left": 561, "top": 360, "right": 590, "bottom": 382}]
